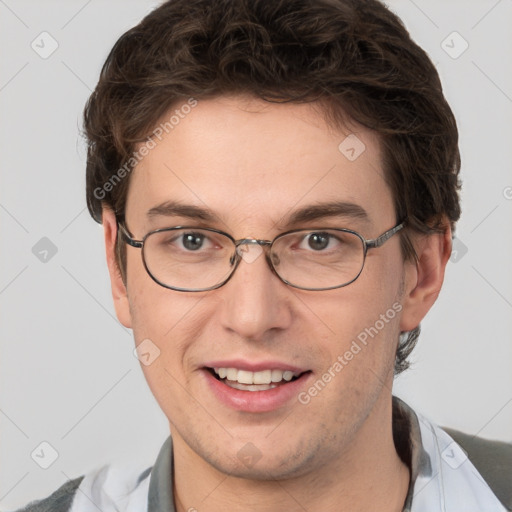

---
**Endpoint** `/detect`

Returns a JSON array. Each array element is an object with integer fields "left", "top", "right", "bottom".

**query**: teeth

[
  {"left": 226, "top": 381, "right": 278, "bottom": 392},
  {"left": 213, "top": 367, "right": 300, "bottom": 385},
  {"left": 226, "top": 368, "right": 238, "bottom": 381},
  {"left": 237, "top": 370, "right": 253, "bottom": 385},
  {"left": 283, "top": 371, "right": 294, "bottom": 381},
  {"left": 271, "top": 369, "right": 283, "bottom": 382},
  {"left": 253, "top": 369, "right": 272, "bottom": 384}
]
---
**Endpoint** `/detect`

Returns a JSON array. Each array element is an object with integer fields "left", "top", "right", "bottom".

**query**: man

[{"left": 16, "top": 0, "right": 512, "bottom": 510}]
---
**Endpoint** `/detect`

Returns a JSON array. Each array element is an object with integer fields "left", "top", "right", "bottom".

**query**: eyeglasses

[{"left": 116, "top": 220, "right": 405, "bottom": 292}]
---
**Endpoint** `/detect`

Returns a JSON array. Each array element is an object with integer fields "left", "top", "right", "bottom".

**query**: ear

[
  {"left": 399, "top": 222, "right": 452, "bottom": 332},
  {"left": 102, "top": 207, "right": 132, "bottom": 329}
]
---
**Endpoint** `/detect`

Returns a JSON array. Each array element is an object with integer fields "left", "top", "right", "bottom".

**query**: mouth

[
  {"left": 201, "top": 360, "right": 313, "bottom": 412},
  {"left": 205, "top": 367, "right": 309, "bottom": 392}
]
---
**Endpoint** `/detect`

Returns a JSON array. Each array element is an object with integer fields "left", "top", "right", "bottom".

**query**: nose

[{"left": 218, "top": 244, "right": 293, "bottom": 340}]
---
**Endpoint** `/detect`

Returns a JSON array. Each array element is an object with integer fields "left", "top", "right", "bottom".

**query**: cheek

[
  {"left": 305, "top": 253, "right": 404, "bottom": 375},
  {"left": 128, "top": 286, "right": 207, "bottom": 419},
  {"left": 126, "top": 256, "right": 212, "bottom": 378},
  {"left": 126, "top": 248, "right": 183, "bottom": 336},
  {"left": 315, "top": 260, "right": 402, "bottom": 335}
]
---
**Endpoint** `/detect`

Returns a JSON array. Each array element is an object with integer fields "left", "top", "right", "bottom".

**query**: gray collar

[
  {"left": 393, "top": 396, "right": 432, "bottom": 511},
  {"left": 148, "top": 435, "right": 176, "bottom": 512}
]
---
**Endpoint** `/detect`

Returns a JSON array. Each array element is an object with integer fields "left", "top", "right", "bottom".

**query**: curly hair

[{"left": 83, "top": 0, "right": 461, "bottom": 374}]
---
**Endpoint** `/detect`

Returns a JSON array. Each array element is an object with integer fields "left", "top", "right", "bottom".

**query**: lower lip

[{"left": 202, "top": 369, "right": 312, "bottom": 413}]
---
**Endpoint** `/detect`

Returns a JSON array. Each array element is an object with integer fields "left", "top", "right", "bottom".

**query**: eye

[
  {"left": 159, "top": 231, "right": 213, "bottom": 252},
  {"left": 299, "top": 232, "right": 338, "bottom": 251},
  {"left": 179, "top": 232, "right": 209, "bottom": 251},
  {"left": 153, "top": 229, "right": 230, "bottom": 255}
]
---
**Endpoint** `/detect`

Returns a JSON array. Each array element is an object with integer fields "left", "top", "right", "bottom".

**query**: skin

[{"left": 102, "top": 95, "right": 452, "bottom": 512}]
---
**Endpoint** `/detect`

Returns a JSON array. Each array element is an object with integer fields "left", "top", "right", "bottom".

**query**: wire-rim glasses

[{"left": 116, "top": 220, "right": 405, "bottom": 292}]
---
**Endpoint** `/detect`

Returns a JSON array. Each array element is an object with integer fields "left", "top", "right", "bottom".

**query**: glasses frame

[{"left": 116, "top": 219, "right": 405, "bottom": 292}]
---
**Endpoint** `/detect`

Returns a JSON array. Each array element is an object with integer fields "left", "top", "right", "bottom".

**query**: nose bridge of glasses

[
  {"left": 234, "top": 238, "right": 271, "bottom": 255},
  {"left": 235, "top": 238, "right": 272, "bottom": 248},
  {"left": 232, "top": 238, "right": 278, "bottom": 268}
]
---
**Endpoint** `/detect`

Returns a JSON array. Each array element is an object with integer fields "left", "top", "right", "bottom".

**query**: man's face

[{"left": 117, "top": 96, "right": 409, "bottom": 479}]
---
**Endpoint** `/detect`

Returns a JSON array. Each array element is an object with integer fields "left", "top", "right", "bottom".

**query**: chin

[{"left": 196, "top": 434, "right": 323, "bottom": 482}]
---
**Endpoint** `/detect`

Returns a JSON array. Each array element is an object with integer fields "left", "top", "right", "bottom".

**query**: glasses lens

[
  {"left": 143, "top": 228, "right": 235, "bottom": 290},
  {"left": 271, "top": 229, "right": 365, "bottom": 290}
]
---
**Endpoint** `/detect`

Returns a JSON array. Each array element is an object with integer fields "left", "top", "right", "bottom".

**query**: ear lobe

[
  {"left": 102, "top": 207, "right": 132, "bottom": 329},
  {"left": 399, "top": 225, "right": 452, "bottom": 332}
]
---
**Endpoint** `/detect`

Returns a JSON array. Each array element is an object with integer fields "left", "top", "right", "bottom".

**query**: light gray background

[{"left": 1, "top": 0, "right": 511, "bottom": 509}]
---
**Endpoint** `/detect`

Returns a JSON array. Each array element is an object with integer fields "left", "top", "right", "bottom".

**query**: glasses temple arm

[
  {"left": 116, "top": 219, "right": 143, "bottom": 248},
  {"left": 365, "top": 222, "right": 405, "bottom": 249}
]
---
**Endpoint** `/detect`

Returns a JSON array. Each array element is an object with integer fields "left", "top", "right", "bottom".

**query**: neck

[{"left": 171, "top": 396, "right": 410, "bottom": 512}]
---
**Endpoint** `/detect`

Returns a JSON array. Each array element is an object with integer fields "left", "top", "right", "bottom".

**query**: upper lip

[{"left": 202, "top": 359, "right": 309, "bottom": 373}]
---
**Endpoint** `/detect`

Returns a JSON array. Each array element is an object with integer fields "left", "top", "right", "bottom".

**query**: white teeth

[
  {"left": 237, "top": 370, "right": 253, "bottom": 385},
  {"left": 253, "top": 369, "right": 272, "bottom": 384},
  {"left": 212, "top": 367, "right": 300, "bottom": 385},
  {"left": 271, "top": 369, "right": 283, "bottom": 382},
  {"left": 226, "top": 368, "right": 238, "bottom": 381},
  {"left": 282, "top": 370, "right": 294, "bottom": 381},
  {"left": 226, "top": 381, "right": 278, "bottom": 392}
]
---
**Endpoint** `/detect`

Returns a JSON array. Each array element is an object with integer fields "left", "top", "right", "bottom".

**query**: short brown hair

[{"left": 83, "top": 0, "right": 461, "bottom": 374}]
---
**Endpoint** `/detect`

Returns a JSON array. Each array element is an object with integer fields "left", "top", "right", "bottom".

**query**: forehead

[{"left": 126, "top": 95, "right": 395, "bottom": 234}]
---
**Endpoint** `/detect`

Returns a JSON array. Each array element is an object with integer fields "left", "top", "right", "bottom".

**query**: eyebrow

[
  {"left": 147, "top": 201, "right": 217, "bottom": 222},
  {"left": 283, "top": 201, "right": 369, "bottom": 226},
  {"left": 146, "top": 200, "right": 369, "bottom": 227}
]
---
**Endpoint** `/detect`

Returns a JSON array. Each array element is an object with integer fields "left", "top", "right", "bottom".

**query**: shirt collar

[
  {"left": 148, "top": 435, "right": 176, "bottom": 512},
  {"left": 393, "top": 396, "right": 507, "bottom": 512}
]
